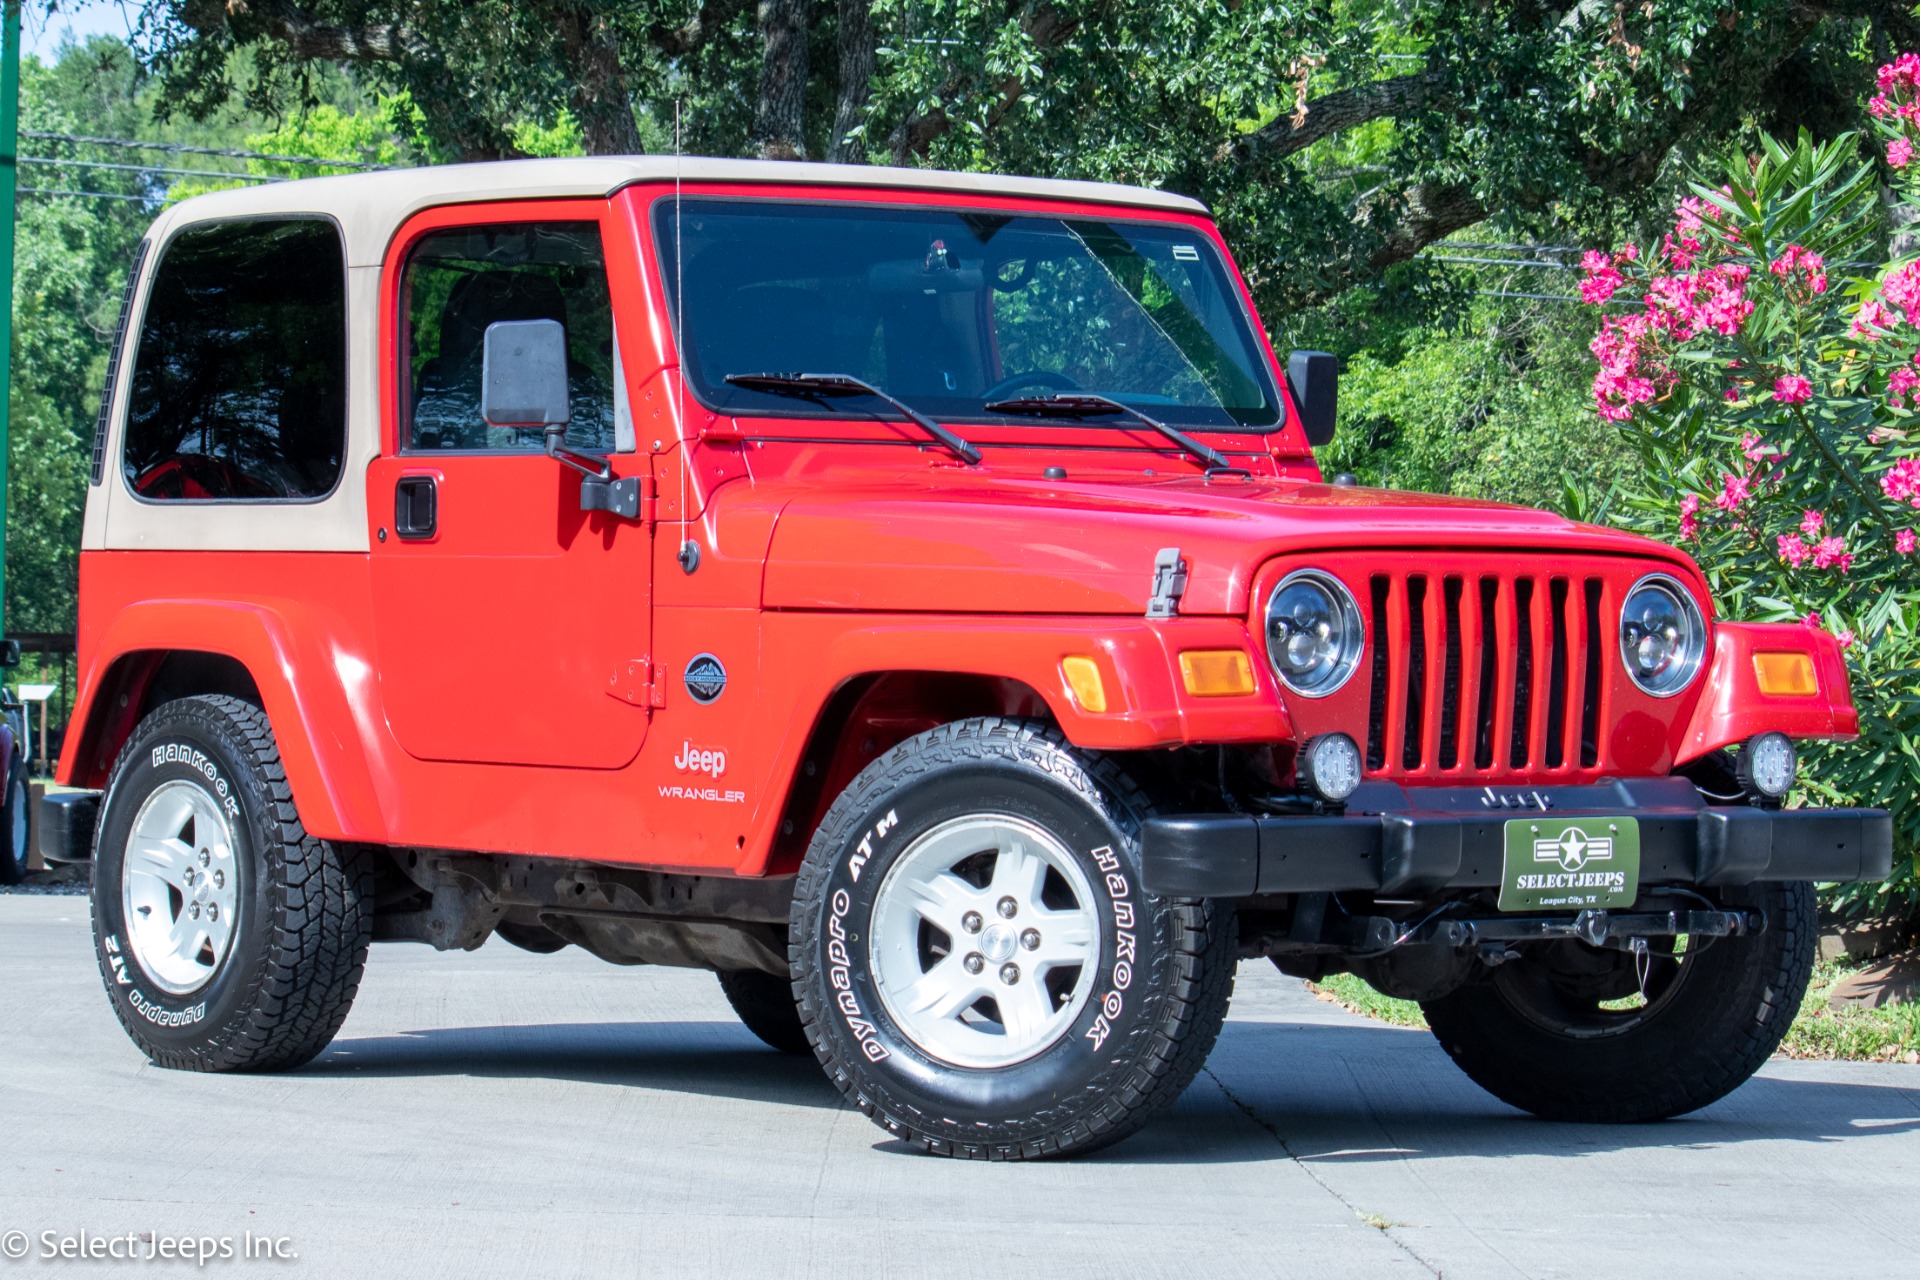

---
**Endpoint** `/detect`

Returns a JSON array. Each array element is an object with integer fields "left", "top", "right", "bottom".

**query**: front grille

[{"left": 1362, "top": 564, "right": 1614, "bottom": 779}]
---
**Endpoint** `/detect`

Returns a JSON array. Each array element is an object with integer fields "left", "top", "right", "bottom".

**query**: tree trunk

[
  {"left": 827, "top": 0, "right": 876, "bottom": 164},
  {"left": 558, "top": 6, "right": 644, "bottom": 155},
  {"left": 751, "top": 0, "right": 810, "bottom": 160}
]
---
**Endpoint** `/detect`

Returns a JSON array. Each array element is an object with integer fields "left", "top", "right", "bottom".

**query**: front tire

[
  {"left": 1421, "top": 880, "right": 1815, "bottom": 1122},
  {"left": 90, "top": 695, "right": 374, "bottom": 1072},
  {"left": 790, "top": 718, "right": 1234, "bottom": 1160}
]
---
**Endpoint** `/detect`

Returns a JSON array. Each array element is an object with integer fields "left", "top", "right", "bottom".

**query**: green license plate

[{"left": 1498, "top": 817, "right": 1641, "bottom": 913}]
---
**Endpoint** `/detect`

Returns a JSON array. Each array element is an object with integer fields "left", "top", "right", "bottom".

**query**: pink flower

[
  {"left": 1885, "top": 262, "right": 1920, "bottom": 324},
  {"left": 1892, "top": 137, "right": 1915, "bottom": 169},
  {"left": 1801, "top": 509, "right": 1825, "bottom": 535},
  {"left": 1895, "top": 529, "right": 1916, "bottom": 553},
  {"left": 1770, "top": 245, "right": 1827, "bottom": 295},
  {"left": 1838, "top": 629, "right": 1857, "bottom": 649},
  {"left": 1884, "top": 457, "right": 1920, "bottom": 507},
  {"left": 1715, "top": 473, "right": 1752, "bottom": 512},
  {"left": 1741, "top": 432, "right": 1771, "bottom": 462},
  {"left": 1580, "top": 250, "right": 1623, "bottom": 305},
  {"left": 1773, "top": 374, "right": 1812, "bottom": 404},
  {"left": 1852, "top": 300, "right": 1896, "bottom": 337},
  {"left": 1776, "top": 533, "right": 1810, "bottom": 567},
  {"left": 1811, "top": 536, "right": 1852, "bottom": 572},
  {"left": 1893, "top": 366, "right": 1920, "bottom": 408},
  {"left": 1679, "top": 493, "right": 1701, "bottom": 539},
  {"left": 1802, "top": 612, "right": 1823, "bottom": 630}
]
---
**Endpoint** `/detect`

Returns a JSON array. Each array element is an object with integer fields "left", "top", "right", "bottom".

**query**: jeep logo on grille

[{"left": 684, "top": 653, "right": 727, "bottom": 704}]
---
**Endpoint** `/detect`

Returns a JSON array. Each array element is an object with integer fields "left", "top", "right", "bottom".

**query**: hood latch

[{"left": 1146, "top": 547, "right": 1189, "bottom": 619}]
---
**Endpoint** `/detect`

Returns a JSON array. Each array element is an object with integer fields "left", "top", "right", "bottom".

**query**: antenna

[{"left": 674, "top": 99, "right": 697, "bottom": 574}]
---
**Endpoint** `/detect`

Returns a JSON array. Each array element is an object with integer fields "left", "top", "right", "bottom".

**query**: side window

[
  {"left": 123, "top": 218, "right": 347, "bottom": 501},
  {"left": 402, "top": 222, "right": 623, "bottom": 453}
]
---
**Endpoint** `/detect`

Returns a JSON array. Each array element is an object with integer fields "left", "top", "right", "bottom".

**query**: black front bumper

[{"left": 1140, "top": 779, "right": 1892, "bottom": 898}]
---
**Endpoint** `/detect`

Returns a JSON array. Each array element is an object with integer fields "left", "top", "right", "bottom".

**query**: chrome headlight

[
  {"left": 1619, "top": 573, "right": 1707, "bottom": 697},
  {"left": 1264, "top": 569, "right": 1364, "bottom": 697}
]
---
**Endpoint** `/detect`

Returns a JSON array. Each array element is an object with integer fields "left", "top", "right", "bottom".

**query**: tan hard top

[{"left": 148, "top": 156, "right": 1211, "bottom": 266}]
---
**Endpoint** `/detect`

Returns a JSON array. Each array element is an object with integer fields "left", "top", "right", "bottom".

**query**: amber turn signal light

[
  {"left": 1061, "top": 656, "right": 1108, "bottom": 713},
  {"left": 1753, "top": 652, "right": 1818, "bottom": 697},
  {"left": 1179, "top": 650, "right": 1257, "bottom": 697}
]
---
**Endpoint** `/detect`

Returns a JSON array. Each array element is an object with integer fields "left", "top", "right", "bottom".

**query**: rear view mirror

[
  {"left": 1287, "top": 350, "right": 1339, "bottom": 448},
  {"left": 481, "top": 319, "right": 572, "bottom": 427}
]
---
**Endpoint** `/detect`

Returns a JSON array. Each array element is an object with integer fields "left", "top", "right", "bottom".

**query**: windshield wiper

[
  {"left": 983, "top": 393, "right": 1233, "bottom": 472},
  {"left": 724, "top": 372, "right": 982, "bottom": 465}
]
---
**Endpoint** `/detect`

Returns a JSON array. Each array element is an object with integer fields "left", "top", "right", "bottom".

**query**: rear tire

[
  {"left": 0, "top": 756, "right": 28, "bottom": 884},
  {"left": 790, "top": 717, "right": 1234, "bottom": 1160},
  {"left": 718, "top": 969, "right": 811, "bottom": 1054},
  {"left": 1421, "top": 880, "right": 1815, "bottom": 1122},
  {"left": 89, "top": 695, "right": 374, "bottom": 1072}
]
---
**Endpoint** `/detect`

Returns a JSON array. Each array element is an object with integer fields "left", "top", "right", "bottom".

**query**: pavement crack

[{"left": 1203, "top": 1066, "right": 1447, "bottom": 1279}]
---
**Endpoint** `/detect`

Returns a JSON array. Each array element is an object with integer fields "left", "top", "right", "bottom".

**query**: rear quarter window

[{"left": 122, "top": 217, "right": 348, "bottom": 502}]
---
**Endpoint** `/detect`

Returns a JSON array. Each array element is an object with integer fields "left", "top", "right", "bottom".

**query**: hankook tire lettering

[
  {"left": 148, "top": 743, "right": 239, "bottom": 819},
  {"left": 1084, "top": 844, "right": 1134, "bottom": 1051}
]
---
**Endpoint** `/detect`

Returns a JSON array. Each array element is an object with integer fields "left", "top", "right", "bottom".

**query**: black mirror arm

[{"left": 543, "top": 425, "right": 613, "bottom": 481}]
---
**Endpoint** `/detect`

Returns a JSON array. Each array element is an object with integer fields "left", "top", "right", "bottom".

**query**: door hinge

[
  {"left": 639, "top": 473, "right": 659, "bottom": 525},
  {"left": 1146, "top": 546, "right": 1188, "bottom": 619},
  {"left": 609, "top": 658, "right": 668, "bottom": 710}
]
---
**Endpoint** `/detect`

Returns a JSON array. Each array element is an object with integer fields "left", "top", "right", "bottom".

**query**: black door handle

[{"left": 394, "top": 475, "right": 437, "bottom": 540}]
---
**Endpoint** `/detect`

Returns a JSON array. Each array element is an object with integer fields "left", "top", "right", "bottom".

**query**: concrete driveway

[{"left": 3, "top": 893, "right": 1916, "bottom": 1278}]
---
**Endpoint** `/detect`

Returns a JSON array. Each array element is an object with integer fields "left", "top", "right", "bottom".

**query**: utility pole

[{"left": 0, "top": 0, "right": 18, "bottom": 644}]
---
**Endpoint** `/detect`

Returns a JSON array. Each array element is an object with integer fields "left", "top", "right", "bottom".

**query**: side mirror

[
  {"left": 482, "top": 318, "right": 641, "bottom": 521},
  {"left": 481, "top": 319, "right": 572, "bottom": 428},
  {"left": 1287, "top": 349, "right": 1339, "bottom": 448},
  {"left": 0, "top": 640, "right": 17, "bottom": 669}
]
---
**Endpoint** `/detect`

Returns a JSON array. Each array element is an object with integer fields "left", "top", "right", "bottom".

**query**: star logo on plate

[{"left": 1534, "top": 826, "right": 1613, "bottom": 873}]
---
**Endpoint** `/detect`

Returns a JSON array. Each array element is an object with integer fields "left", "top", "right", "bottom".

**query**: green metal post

[{"left": 0, "top": 1, "right": 19, "bottom": 642}]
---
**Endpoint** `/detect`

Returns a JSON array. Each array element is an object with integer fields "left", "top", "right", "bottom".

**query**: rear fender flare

[{"left": 59, "top": 601, "right": 391, "bottom": 842}]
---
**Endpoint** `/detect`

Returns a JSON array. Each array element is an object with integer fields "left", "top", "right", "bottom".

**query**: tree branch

[
  {"left": 181, "top": 0, "right": 422, "bottom": 62},
  {"left": 1229, "top": 71, "right": 1445, "bottom": 167},
  {"left": 646, "top": 0, "right": 756, "bottom": 59}
]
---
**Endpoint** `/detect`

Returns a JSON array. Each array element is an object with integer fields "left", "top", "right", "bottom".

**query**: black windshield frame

[{"left": 650, "top": 195, "right": 1284, "bottom": 433}]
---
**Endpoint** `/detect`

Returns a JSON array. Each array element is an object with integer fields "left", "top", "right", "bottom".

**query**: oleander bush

[{"left": 1580, "top": 58, "right": 1920, "bottom": 914}]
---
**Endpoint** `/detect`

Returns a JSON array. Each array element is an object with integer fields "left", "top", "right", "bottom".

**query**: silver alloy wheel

[
  {"left": 120, "top": 780, "right": 240, "bottom": 996},
  {"left": 869, "top": 814, "right": 1101, "bottom": 1069}
]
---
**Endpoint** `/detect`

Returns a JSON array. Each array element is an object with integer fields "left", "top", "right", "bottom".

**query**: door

[{"left": 369, "top": 208, "right": 653, "bottom": 769}]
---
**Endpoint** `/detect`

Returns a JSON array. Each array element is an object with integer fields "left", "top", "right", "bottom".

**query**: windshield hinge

[{"left": 1146, "top": 547, "right": 1188, "bottom": 619}]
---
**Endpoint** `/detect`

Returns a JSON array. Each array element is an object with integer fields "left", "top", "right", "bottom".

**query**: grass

[
  {"left": 1310, "top": 955, "right": 1920, "bottom": 1062},
  {"left": 1779, "top": 956, "right": 1920, "bottom": 1062}
]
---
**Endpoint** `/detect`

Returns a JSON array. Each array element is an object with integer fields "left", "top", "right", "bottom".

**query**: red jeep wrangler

[{"left": 43, "top": 159, "right": 1892, "bottom": 1160}]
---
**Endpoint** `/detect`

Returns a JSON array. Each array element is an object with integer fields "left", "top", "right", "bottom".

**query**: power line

[
  {"left": 19, "top": 130, "right": 388, "bottom": 170},
  {"left": 19, "top": 155, "right": 276, "bottom": 183},
  {"left": 19, "top": 186, "right": 150, "bottom": 203}
]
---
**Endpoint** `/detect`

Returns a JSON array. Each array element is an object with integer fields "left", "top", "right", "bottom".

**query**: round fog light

[
  {"left": 1299, "top": 733, "right": 1363, "bottom": 803},
  {"left": 1736, "top": 732, "right": 1797, "bottom": 803}
]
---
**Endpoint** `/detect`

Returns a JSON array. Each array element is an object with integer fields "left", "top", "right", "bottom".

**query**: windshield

[{"left": 653, "top": 198, "right": 1281, "bottom": 430}]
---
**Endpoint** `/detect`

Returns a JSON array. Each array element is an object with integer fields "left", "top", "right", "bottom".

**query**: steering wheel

[{"left": 982, "top": 370, "right": 1083, "bottom": 401}]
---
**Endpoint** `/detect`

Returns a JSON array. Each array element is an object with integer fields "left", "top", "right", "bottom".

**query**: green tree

[{"left": 132, "top": 1, "right": 1920, "bottom": 317}]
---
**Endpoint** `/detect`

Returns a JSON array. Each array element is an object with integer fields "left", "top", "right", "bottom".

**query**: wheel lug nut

[
  {"left": 999, "top": 963, "right": 1020, "bottom": 985},
  {"left": 182, "top": 868, "right": 194, "bottom": 886},
  {"left": 997, "top": 896, "right": 1018, "bottom": 918},
  {"left": 213, "top": 871, "right": 225, "bottom": 889},
  {"left": 207, "top": 904, "right": 219, "bottom": 922},
  {"left": 188, "top": 903, "right": 201, "bottom": 919},
  {"left": 1021, "top": 929, "right": 1040, "bottom": 950},
  {"left": 200, "top": 850, "right": 211, "bottom": 867},
  {"left": 963, "top": 952, "right": 984, "bottom": 974},
  {"left": 961, "top": 911, "right": 983, "bottom": 934}
]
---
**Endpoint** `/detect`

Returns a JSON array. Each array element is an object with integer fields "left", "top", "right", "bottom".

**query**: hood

[{"left": 759, "top": 473, "right": 1698, "bottom": 615}]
